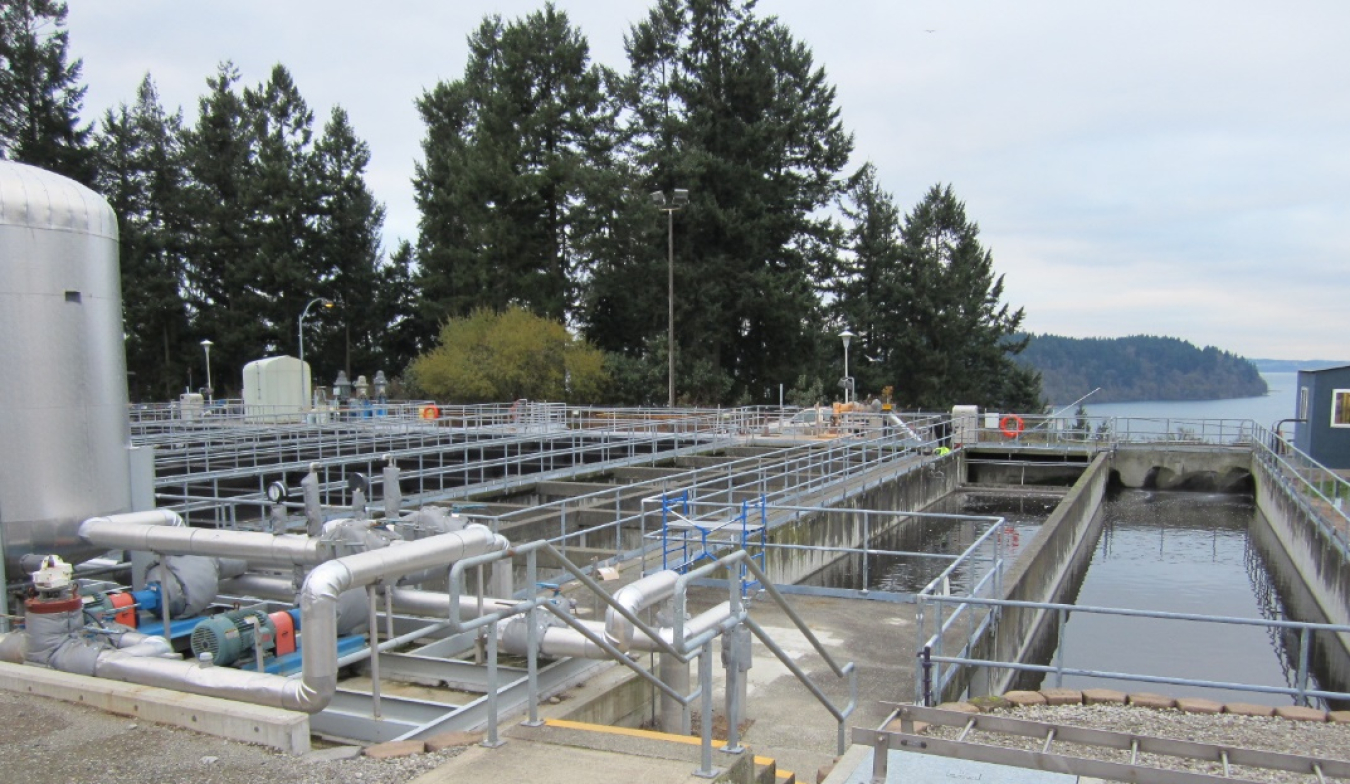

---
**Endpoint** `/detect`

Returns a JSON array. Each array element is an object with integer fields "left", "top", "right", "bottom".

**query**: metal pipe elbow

[{"left": 605, "top": 570, "right": 679, "bottom": 653}]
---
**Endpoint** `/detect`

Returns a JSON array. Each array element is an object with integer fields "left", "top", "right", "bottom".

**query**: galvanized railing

[
  {"left": 917, "top": 594, "right": 1350, "bottom": 707},
  {"left": 434, "top": 540, "right": 856, "bottom": 777},
  {"left": 1251, "top": 423, "right": 1350, "bottom": 554}
]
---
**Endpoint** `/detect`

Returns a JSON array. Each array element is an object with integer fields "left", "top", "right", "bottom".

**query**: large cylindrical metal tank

[{"left": 0, "top": 161, "right": 130, "bottom": 570}]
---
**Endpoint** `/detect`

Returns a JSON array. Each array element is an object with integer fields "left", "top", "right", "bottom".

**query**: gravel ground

[
  {"left": 924, "top": 704, "right": 1350, "bottom": 783},
  {"left": 0, "top": 691, "right": 463, "bottom": 784}
]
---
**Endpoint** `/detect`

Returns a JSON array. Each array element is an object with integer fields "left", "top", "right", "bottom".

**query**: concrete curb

[{"left": 0, "top": 661, "right": 310, "bottom": 753}]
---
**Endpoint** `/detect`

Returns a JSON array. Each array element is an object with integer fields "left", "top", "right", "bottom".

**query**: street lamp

[
  {"left": 839, "top": 329, "right": 855, "bottom": 404},
  {"left": 200, "top": 339, "right": 214, "bottom": 401},
  {"left": 650, "top": 188, "right": 689, "bottom": 408},
  {"left": 299, "top": 297, "right": 334, "bottom": 411}
]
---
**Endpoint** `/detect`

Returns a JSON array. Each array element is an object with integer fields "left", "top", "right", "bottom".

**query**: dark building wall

[{"left": 1295, "top": 366, "right": 1350, "bottom": 469}]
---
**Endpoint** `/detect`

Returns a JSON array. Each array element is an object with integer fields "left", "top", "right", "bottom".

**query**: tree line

[
  {"left": 1018, "top": 334, "right": 1267, "bottom": 404},
  {"left": 2, "top": 0, "right": 1041, "bottom": 411}
]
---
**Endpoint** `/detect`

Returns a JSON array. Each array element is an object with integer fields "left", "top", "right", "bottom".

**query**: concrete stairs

[{"left": 514, "top": 718, "right": 796, "bottom": 784}]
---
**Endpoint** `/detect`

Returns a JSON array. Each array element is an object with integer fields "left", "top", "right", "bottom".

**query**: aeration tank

[{"left": 0, "top": 161, "right": 130, "bottom": 570}]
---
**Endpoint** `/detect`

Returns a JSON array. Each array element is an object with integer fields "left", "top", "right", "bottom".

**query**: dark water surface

[
  {"left": 1049, "top": 489, "right": 1327, "bottom": 705},
  {"left": 802, "top": 491, "right": 1054, "bottom": 594}
]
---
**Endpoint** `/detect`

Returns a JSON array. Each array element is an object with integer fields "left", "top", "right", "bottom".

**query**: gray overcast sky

[{"left": 66, "top": 1, "right": 1348, "bottom": 361}]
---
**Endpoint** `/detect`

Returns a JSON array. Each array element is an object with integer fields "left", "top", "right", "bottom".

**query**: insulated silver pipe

[
  {"left": 80, "top": 518, "right": 324, "bottom": 566},
  {"left": 223, "top": 574, "right": 733, "bottom": 660},
  {"left": 537, "top": 602, "right": 733, "bottom": 658},
  {"left": 605, "top": 570, "right": 679, "bottom": 652},
  {"left": 218, "top": 573, "right": 518, "bottom": 619}
]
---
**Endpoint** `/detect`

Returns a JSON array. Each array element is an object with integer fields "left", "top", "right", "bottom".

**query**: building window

[
  {"left": 1299, "top": 387, "right": 1309, "bottom": 420},
  {"left": 1333, "top": 389, "right": 1350, "bottom": 428}
]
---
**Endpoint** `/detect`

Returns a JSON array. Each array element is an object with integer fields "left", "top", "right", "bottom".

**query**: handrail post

[
  {"left": 1297, "top": 626, "right": 1311, "bottom": 707},
  {"left": 1055, "top": 607, "right": 1067, "bottom": 687},
  {"left": 484, "top": 613, "right": 505, "bottom": 747},
  {"left": 523, "top": 548, "right": 542, "bottom": 726},
  {"left": 695, "top": 639, "right": 718, "bottom": 778}
]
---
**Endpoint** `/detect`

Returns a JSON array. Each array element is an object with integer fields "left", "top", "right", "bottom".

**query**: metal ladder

[
  {"left": 853, "top": 704, "right": 1350, "bottom": 784},
  {"left": 659, "top": 492, "right": 767, "bottom": 596}
]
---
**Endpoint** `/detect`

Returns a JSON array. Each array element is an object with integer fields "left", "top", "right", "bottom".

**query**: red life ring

[
  {"left": 999, "top": 414, "right": 1024, "bottom": 439},
  {"left": 419, "top": 404, "right": 440, "bottom": 421}
]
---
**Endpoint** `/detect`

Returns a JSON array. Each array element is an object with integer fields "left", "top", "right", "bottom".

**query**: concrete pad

[
  {"left": 1273, "top": 706, "right": 1327, "bottom": 722},
  {"left": 935, "top": 702, "right": 980, "bottom": 714},
  {"left": 1175, "top": 698, "right": 1222, "bottom": 715},
  {"left": 1223, "top": 703, "right": 1275, "bottom": 717},
  {"left": 1329, "top": 711, "right": 1350, "bottom": 724},
  {"left": 1127, "top": 693, "right": 1176, "bottom": 709},
  {"left": 1003, "top": 691, "right": 1047, "bottom": 707},
  {"left": 1081, "top": 689, "right": 1126, "bottom": 706},
  {"left": 0, "top": 661, "right": 309, "bottom": 753},
  {"left": 425, "top": 731, "right": 483, "bottom": 752},
  {"left": 364, "top": 740, "right": 427, "bottom": 758},
  {"left": 409, "top": 737, "right": 710, "bottom": 784},
  {"left": 1039, "top": 689, "right": 1082, "bottom": 706}
]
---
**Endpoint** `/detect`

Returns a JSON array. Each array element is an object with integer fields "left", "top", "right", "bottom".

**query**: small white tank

[{"left": 0, "top": 161, "right": 130, "bottom": 570}]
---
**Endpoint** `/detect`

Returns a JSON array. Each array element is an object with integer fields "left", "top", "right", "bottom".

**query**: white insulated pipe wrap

[
  {"left": 605, "top": 570, "right": 680, "bottom": 652},
  {"left": 80, "top": 519, "right": 324, "bottom": 565}
]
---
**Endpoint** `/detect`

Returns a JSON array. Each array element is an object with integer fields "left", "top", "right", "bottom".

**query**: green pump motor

[{"left": 190, "top": 609, "right": 276, "bottom": 667}]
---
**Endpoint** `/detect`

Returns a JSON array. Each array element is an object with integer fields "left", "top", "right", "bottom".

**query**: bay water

[{"left": 1040, "top": 371, "right": 1335, "bottom": 704}]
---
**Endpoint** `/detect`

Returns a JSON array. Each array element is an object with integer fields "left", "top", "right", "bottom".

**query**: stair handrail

[{"left": 673, "top": 549, "right": 858, "bottom": 754}]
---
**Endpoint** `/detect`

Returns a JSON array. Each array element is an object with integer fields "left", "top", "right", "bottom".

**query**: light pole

[
  {"left": 299, "top": 297, "right": 334, "bottom": 411},
  {"left": 200, "top": 339, "right": 213, "bottom": 401},
  {"left": 839, "top": 329, "right": 855, "bottom": 404},
  {"left": 650, "top": 188, "right": 689, "bottom": 408}
]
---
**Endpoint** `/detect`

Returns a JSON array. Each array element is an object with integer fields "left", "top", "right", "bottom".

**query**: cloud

[{"left": 65, "top": 0, "right": 1350, "bottom": 360}]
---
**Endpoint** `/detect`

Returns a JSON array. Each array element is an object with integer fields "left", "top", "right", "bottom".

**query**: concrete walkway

[{"left": 410, "top": 585, "right": 922, "bottom": 783}]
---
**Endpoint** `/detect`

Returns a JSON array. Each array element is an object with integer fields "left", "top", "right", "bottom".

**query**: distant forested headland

[{"left": 1017, "top": 335, "right": 1268, "bottom": 405}]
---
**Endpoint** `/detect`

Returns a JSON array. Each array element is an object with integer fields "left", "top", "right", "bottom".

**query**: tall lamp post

[
  {"left": 200, "top": 339, "right": 214, "bottom": 401},
  {"left": 299, "top": 297, "right": 334, "bottom": 412},
  {"left": 651, "top": 188, "right": 689, "bottom": 408},
  {"left": 839, "top": 329, "right": 855, "bottom": 404}
]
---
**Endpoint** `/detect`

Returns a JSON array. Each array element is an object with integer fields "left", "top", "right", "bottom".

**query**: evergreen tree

[
  {"left": 181, "top": 63, "right": 258, "bottom": 393},
  {"left": 243, "top": 65, "right": 322, "bottom": 360},
  {"left": 880, "top": 185, "right": 1040, "bottom": 411},
  {"left": 94, "top": 75, "right": 192, "bottom": 400},
  {"left": 589, "top": 0, "right": 853, "bottom": 404},
  {"left": 0, "top": 0, "right": 93, "bottom": 182},
  {"left": 835, "top": 162, "right": 903, "bottom": 397},
  {"left": 413, "top": 3, "right": 615, "bottom": 335},
  {"left": 373, "top": 241, "right": 423, "bottom": 379},
  {"left": 312, "top": 105, "right": 385, "bottom": 379}
]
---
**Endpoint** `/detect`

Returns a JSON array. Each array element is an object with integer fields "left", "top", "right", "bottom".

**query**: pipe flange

[{"left": 25, "top": 595, "right": 83, "bottom": 614}]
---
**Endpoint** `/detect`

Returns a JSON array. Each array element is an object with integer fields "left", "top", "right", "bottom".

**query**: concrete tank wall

[
  {"left": 963, "top": 452, "right": 1110, "bottom": 698},
  {"left": 762, "top": 453, "right": 961, "bottom": 587},
  {"left": 1252, "top": 457, "right": 1350, "bottom": 676},
  {"left": 0, "top": 161, "right": 130, "bottom": 569}
]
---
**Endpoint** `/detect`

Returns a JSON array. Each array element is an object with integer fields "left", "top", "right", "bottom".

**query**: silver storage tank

[{"left": 0, "top": 161, "right": 130, "bottom": 570}]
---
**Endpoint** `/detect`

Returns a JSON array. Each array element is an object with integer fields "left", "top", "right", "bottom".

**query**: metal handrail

[
  {"left": 434, "top": 537, "right": 855, "bottom": 770},
  {"left": 917, "top": 593, "right": 1350, "bottom": 706}
]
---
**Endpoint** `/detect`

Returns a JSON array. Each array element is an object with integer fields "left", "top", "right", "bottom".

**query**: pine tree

[
  {"left": 312, "top": 105, "right": 385, "bottom": 379},
  {"left": 181, "top": 62, "right": 258, "bottom": 393},
  {"left": 835, "top": 162, "right": 904, "bottom": 397},
  {"left": 881, "top": 185, "right": 1041, "bottom": 411},
  {"left": 373, "top": 241, "right": 423, "bottom": 380},
  {"left": 243, "top": 65, "right": 322, "bottom": 361},
  {"left": 94, "top": 75, "right": 192, "bottom": 400},
  {"left": 592, "top": 0, "right": 853, "bottom": 404},
  {"left": 413, "top": 3, "right": 615, "bottom": 335},
  {"left": 0, "top": 0, "right": 93, "bottom": 182}
]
